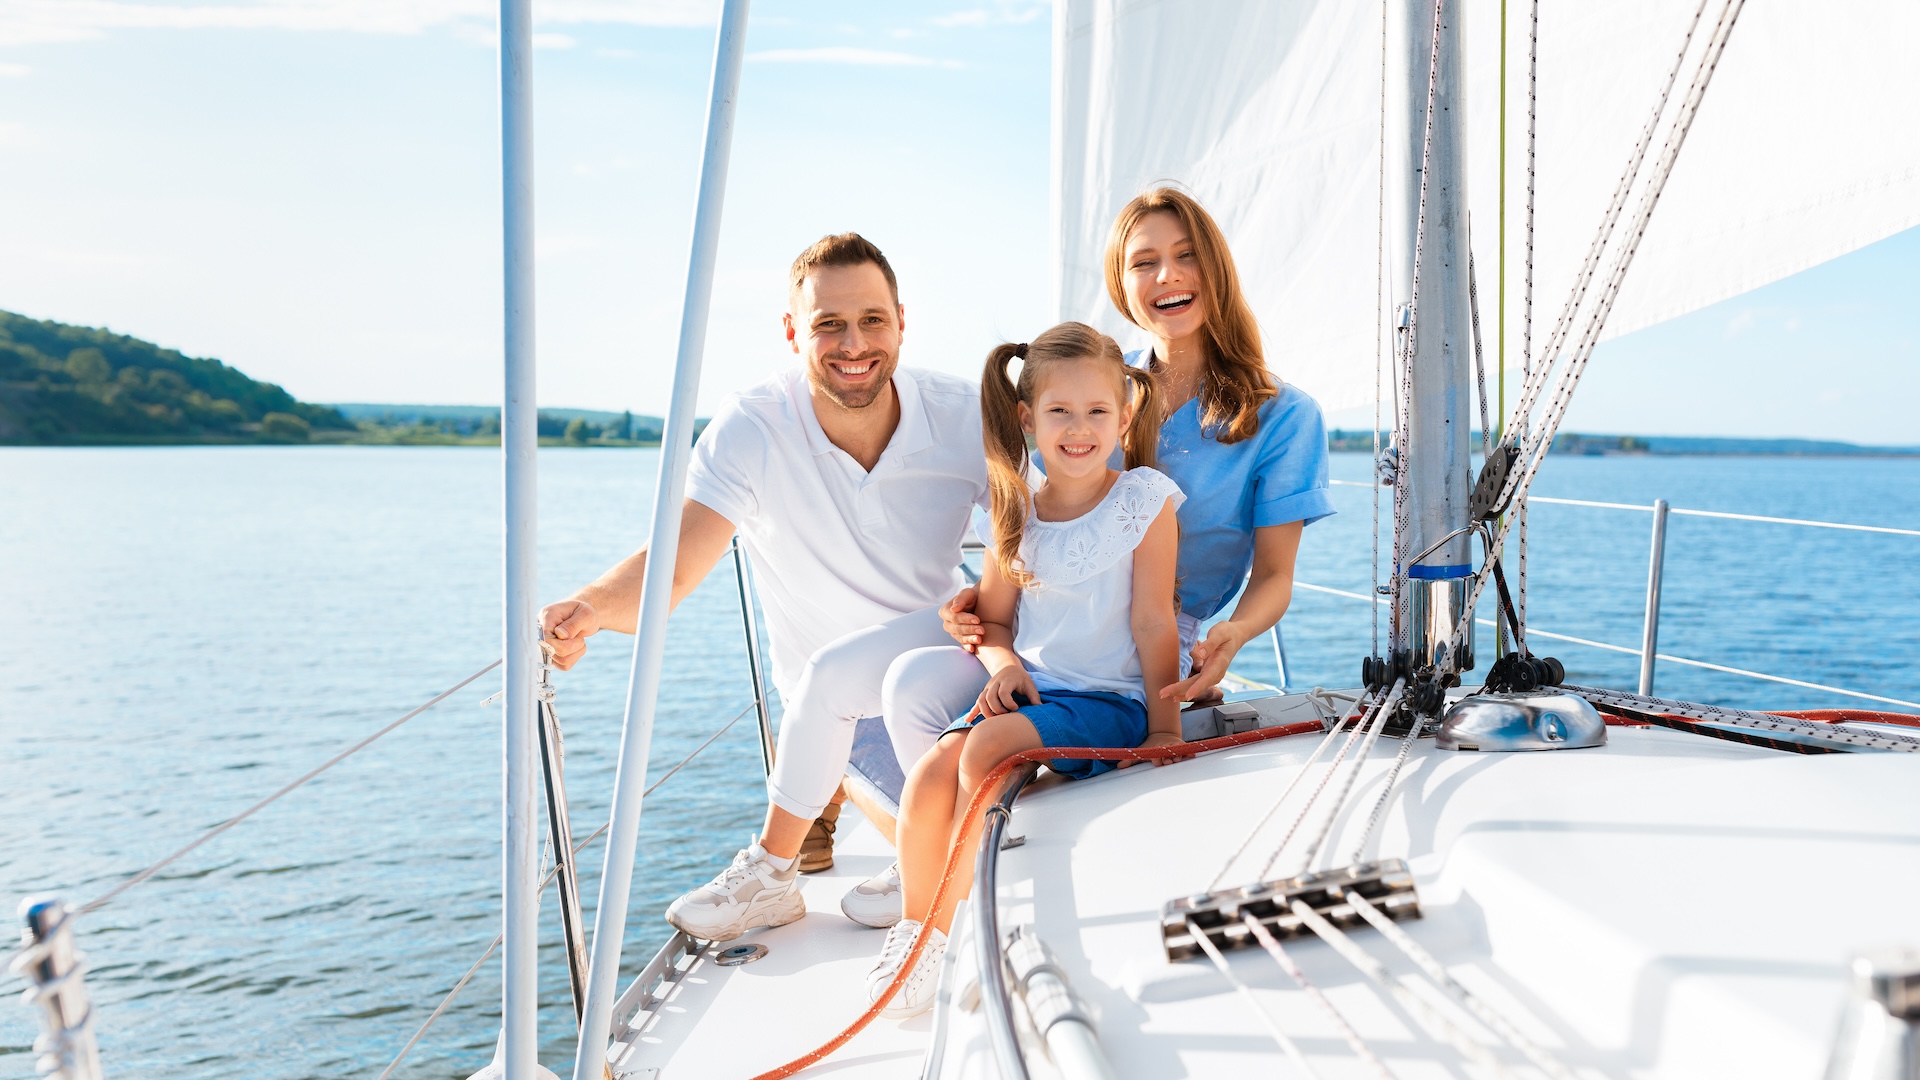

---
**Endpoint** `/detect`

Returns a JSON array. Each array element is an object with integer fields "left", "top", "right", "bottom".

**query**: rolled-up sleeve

[{"left": 1251, "top": 389, "right": 1336, "bottom": 529}]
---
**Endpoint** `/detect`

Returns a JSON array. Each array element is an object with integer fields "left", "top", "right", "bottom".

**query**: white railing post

[
  {"left": 498, "top": 0, "right": 542, "bottom": 1074},
  {"left": 13, "top": 898, "right": 103, "bottom": 1080},
  {"left": 570, "top": 3, "right": 752, "bottom": 1077},
  {"left": 1637, "top": 498, "right": 1670, "bottom": 696}
]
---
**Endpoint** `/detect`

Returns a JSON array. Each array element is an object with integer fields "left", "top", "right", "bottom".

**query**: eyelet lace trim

[{"left": 1015, "top": 468, "right": 1183, "bottom": 589}]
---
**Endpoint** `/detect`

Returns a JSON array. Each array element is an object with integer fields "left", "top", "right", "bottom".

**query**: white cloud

[
  {"left": 532, "top": 31, "right": 574, "bottom": 47},
  {"left": 0, "top": 0, "right": 714, "bottom": 47},
  {"left": 0, "top": 60, "right": 28, "bottom": 75},
  {"left": 930, "top": 2, "right": 1045, "bottom": 29},
  {"left": 748, "top": 46, "right": 961, "bottom": 69}
]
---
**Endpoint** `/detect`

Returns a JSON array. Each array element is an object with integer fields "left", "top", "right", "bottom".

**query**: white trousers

[
  {"left": 765, "top": 606, "right": 955, "bottom": 820},
  {"left": 881, "top": 612, "right": 1203, "bottom": 771}
]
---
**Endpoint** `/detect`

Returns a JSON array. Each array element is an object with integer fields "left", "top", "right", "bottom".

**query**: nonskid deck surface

[
  {"left": 611, "top": 696, "right": 1920, "bottom": 1079},
  {"left": 931, "top": 723, "right": 1919, "bottom": 1079},
  {"left": 608, "top": 814, "right": 930, "bottom": 1079}
]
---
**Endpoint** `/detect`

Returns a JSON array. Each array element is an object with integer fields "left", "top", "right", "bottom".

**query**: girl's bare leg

[
  {"left": 927, "top": 712, "right": 1042, "bottom": 934},
  {"left": 898, "top": 731, "right": 967, "bottom": 924}
]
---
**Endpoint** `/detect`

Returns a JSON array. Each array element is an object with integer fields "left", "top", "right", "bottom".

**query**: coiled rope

[{"left": 746, "top": 718, "right": 1326, "bottom": 1080}]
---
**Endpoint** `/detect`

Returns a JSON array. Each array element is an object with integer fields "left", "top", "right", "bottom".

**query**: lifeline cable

[
  {"left": 747, "top": 718, "right": 1326, "bottom": 1080},
  {"left": 80, "top": 659, "right": 502, "bottom": 916}
]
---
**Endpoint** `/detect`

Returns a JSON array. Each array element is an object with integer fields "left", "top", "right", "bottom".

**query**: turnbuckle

[{"left": 1161, "top": 859, "right": 1421, "bottom": 962}]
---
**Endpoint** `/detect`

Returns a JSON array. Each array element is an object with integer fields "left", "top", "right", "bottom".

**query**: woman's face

[{"left": 1122, "top": 211, "right": 1208, "bottom": 343}]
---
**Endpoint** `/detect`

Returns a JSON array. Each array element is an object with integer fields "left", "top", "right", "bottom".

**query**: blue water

[{"left": 1, "top": 446, "right": 1915, "bottom": 1078}]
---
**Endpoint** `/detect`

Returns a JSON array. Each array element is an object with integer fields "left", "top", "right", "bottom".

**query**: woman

[{"left": 842, "top": 188, "right": 1334, "bottom": 929}]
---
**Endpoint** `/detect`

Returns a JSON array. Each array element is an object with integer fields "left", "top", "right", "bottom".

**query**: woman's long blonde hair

[
  {"left": 980, "top": 322, "right": 1161, "bottom": 589},
  {"left": 1104, "top": 187, "right": 1276, "bottom": 445}
]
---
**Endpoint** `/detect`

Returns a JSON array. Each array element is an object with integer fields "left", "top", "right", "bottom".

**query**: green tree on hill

[{"left": 0, "top": 310, "right": 352, "bottom": 444}]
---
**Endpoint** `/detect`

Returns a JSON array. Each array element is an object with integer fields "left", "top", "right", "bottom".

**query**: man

[{"left": 539, "top": 233, "right": 986, "bottom": 941}]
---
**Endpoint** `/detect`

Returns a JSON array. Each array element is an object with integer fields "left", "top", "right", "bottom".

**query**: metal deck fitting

[{"left": 1161, "top": 858, "right": 1421, "bottom": 962}]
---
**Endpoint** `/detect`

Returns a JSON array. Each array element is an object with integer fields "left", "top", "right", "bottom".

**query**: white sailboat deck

[{"left": 612, "top": 704, "right": 1919, "bottom": 1079}]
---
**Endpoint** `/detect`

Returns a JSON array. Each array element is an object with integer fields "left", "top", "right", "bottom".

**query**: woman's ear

[{"left": 1017, "top": 401, "right": 1034, "bottom": 434}]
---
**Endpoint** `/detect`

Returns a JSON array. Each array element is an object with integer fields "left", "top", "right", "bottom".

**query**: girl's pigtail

[
  {"left": 980, "top": 342, "right": 1036, "bottom": 588},
  {"left": 1121, "top": 364, "right": 1162, "bottom": 472}
]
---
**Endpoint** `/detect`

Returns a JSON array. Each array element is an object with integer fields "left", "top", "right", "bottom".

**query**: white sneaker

[
  {"left": 840, "top": 861, "right": 904, "bottom": 928},
  {"left": 867, "top": 918, "right": 947, "bottom": 1019},
  {"left": 664, "top": 843, "right": 805, "bottom": 942}
]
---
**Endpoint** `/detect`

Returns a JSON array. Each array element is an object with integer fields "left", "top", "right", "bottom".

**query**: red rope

[
  {"left": 1603, "top": 707, "right": 1919, "bottom": 728},
  {"left": 746, "top": 718, "right": 1326, "bottom": 1080}
]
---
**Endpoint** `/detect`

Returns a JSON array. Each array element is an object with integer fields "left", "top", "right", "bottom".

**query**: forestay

[{"left": 1052, "top": 0, "right": 1920, "bottom": 411}]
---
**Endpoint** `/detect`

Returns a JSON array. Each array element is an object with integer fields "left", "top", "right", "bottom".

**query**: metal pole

[
  {"left": 730, "top": 536, "right": 777, "bottom": 775},
  {"left": 1269, "top": 624, "right": 1290, "bottom": 691},
  {"left": 571, "top": 3, "right": 751, "bottom": 1076},
  {"left": 537, "top": 691, "right": 590, "bottom": 1024},
  {"left": 1397, "top": 0, "right": 1476, "bottom": 677},
  {"left": 13, "top": 898, "right": 103, "bottom": 1080},
  {"left": 1637, "top": 498, "right": 1670, "bottom": 695},
  {"left": 498, "top": 0, "right": 542, "bottom": 1072}
]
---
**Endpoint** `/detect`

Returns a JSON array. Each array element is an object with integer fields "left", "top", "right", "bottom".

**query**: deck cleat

[{"left": 1161, "top": 858, "right": 1422, "bottom": 961}]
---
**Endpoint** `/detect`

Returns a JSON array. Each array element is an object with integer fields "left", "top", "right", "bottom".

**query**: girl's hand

[
  {"left": 1119, "top": 729, "right": 1191, "bottom": 768},
  {"left": 970, "top": 665, "right": 1041, "bottom": 719},
  {"left": 1160, "top": 621, "right": 1250, "bottom": 703},
  {"left": 941, "top": 585, "right": 984, "bottom": 652}
]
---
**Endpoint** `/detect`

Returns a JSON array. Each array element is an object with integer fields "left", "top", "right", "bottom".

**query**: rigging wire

[
  {"left": 1395, "top": 0, "right": 1447, "bottom": 650},
  {"left": 1347, "top": 893, "right": 1579, "bottom": 1080},
  {"left": 1294, "top": 681, "right": 1403, "bottom": 874},
  {"left": 79, "top": 660, "right": 503, "bottom": 917},
  {"left": 1186, "top": 920, "right": 1325, "bottom": 1079},
  {"left": 1516, "top": 0, "right": 1541, "bottom": 632},
  {"left": 1256, "top": 686, "right": 1394, "bottom": 880},
  {"left": 378, "top": 699, "right": 756, "bottom": 1079},
  {"left": 1371, "top": 0, "right": 1389, "bottom": 658},
  {"left": 1282, "top": 901, "right": 1517, "bottom": 1078},
  {"left": 1241, "top": 915, "right": 1395, "bottom": 1079},
  {"left": 1208, "top": 692, "right": 1372, "bottom": 891},
  {"left": 1455, "top": 0, "right": 1744, "bottom": 666}
]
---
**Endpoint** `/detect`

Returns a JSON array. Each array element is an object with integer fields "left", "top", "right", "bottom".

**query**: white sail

[{"left": 1053, "top": 0, "right": 1920, "bottom": 413}]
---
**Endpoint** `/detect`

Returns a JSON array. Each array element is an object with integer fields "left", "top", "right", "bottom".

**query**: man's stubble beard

[{"left": 808, "top": 353, "right": 897, "bottom": 412}]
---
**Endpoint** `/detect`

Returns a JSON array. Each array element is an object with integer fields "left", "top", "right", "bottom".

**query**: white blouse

[{"left": 991, "top": 467, "right": 1185, "bottom": 704}]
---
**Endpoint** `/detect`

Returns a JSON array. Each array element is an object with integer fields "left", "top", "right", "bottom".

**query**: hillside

[{"left": 0, "top": 310, "right": 352, "bottom": 444}]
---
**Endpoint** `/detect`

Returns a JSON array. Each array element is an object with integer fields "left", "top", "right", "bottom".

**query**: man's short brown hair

[{"left": 789, "top": 232, "right": 899, "bottom": 307}]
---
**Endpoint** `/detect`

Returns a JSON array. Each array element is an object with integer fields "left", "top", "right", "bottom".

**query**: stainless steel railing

[{"left": 1321, "top": 479, "right": 1919, "bottom": 709}]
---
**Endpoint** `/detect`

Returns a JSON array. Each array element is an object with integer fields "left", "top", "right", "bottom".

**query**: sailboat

[{"left": 12, "top": 0, "right": 1918, "bottom": 1078}]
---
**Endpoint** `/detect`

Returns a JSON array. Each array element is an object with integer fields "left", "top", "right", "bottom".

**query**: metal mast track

[{"left": 571, "top": 3, "right": 752, "bottom": 1078}]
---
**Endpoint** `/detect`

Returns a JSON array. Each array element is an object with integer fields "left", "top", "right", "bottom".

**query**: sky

[{"left": 0, "top": 0, "right": 1914, "bottom": 443}]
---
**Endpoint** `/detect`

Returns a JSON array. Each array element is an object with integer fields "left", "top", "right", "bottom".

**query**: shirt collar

[{"left": 791, "top": 366, "right": 930, "bottom": 465}]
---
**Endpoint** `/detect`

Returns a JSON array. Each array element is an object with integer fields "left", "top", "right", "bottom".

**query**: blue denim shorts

[{"left": 942, "top": 688, "right": 1149, "bottom": 779}]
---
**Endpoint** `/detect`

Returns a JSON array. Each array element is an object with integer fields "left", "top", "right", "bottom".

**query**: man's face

[{"left": 785, "top": 262, "right": 904, "bottom": 412}]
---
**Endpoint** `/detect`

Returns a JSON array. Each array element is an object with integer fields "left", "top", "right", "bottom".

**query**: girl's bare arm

[{"left": 1129, "top": 502, "right": 1185, "bottom": 750}]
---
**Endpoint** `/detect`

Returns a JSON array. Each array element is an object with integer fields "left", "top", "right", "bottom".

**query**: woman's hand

[
  {"left": 1160, "top": 621, "right": 1251, "bottom": 703},
  {"left": 1118, "top": 729, "right": 1192, "bottom": 768},
  {"left": 941, "top": 585, "right": 984, "bottom": 652},
  {"left": 969, "top": 664, "right": 1040, "bottom": 719}
]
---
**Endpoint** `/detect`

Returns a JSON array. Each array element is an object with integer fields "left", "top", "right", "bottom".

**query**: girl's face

[
  {"left": 1019, "top": 358, "right": 1133, "bottom": 483},
  {"left": 1121, "top": 210, "right": 1208, "bottom": 343}
]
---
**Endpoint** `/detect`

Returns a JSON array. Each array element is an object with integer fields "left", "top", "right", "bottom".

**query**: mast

[
  {"left": 571, "top": 2, "right": 752, "bottom": 1077},
  {"left": 498, "top": 0, "right": 543, "bottom": 1074},
  {"left": 1392, "top": 0, "right": 1475, "bottom": 680}
]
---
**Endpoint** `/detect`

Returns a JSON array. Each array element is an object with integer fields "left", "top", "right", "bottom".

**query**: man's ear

[
  {"left": 782, "top": 312, "right": 798, "bottom": 354},
  {"left": 896, "top": 303, "right": 906, "bottom": 337}
]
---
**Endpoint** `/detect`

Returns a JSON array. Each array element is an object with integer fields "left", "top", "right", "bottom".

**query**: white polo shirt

[{"left": 686, "top": 366, "right": 987, "bottom": 698}]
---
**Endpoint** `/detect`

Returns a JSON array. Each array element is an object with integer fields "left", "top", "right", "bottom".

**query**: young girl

[{"left": 866, "top": 321, "right": 1186, "bottom": 1017}]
